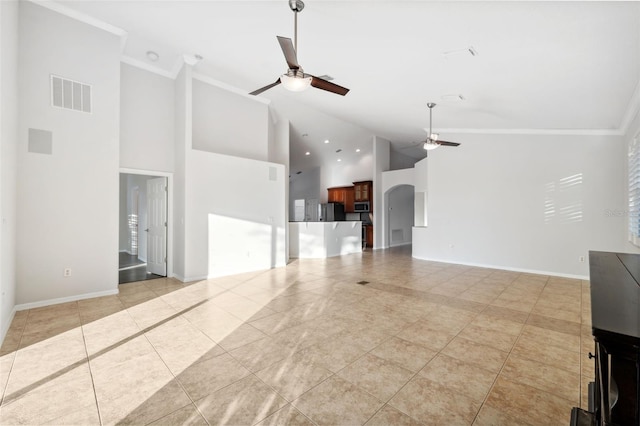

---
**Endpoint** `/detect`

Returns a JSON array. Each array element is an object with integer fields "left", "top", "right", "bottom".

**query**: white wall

[
  {"left": 192, "top": 78, "right": 269, "bottom": 162},
  {"left": 387, "top": 185, "right": 414, "bottom": 247},
  {"left": 413, "top": 133, "right": 633, "bottom": 278},
  {"left": 373, "top": 136, "right": 391, "bottom": 249},
  {"left": 290, "top": 167, "right": 321, "bottom": 218},
  {"left": 16, "top": 2, "right": 121, "bottom": 306},
  {"left": 172, "top": 65, "right": 190, "bottom": 280},
  {"left": 390, "top": 149, "right": 418, "bottom": 171},
  {"left": 118, "top": 174, "right": 128, "bottom": 251},
  {"left": 120, "top": 63, "right": 175, "bottom": 172},
  {"left": 185, "top": 150, "right": 286, "bottom": 280},
  {"left": 320, "top": 153, "right": 374, "bottom": 201},
  {"left": 0, "top": 0, "right": 19, "bottom": 338}
]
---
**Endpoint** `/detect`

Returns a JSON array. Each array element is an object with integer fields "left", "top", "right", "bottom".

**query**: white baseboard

[
  {"left": 15, "top": 288, "right": 120, "bottom": 311},
  {"left": 170, "top": 273, "right": 207, "bottom": 283},
  {"left": 390, "top": 242, "right": 412, "bottom": 248},
  {"left": 411, "top": 255, "right": 589, "bottom": 280},
  {"left": 1, "top": 306, "right": 17, "bottom": 346}
]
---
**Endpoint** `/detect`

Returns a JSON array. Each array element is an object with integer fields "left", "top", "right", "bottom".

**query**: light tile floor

[{"left": 0, "top": 247, "right": 593, "bottom": 425}]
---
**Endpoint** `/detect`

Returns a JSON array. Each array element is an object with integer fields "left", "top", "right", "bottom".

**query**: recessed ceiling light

[
  {"left": 296, "top": 171, "right": 302, "bottom": 175},
  {"left": 324, "top": 140, "right": 330, "bottom": 144},
  {"left": 336, "top": 149, "right": 342, "bottom": 153},
  {"left": 195, "top": 54, "right": 204, "bottom": 61},
  {"left": 305, "top": 151, "right": 310, "bottom": 156},
  {"left": 146, "top": 51, "right": 159, "bottom": 62},
  {"left": 337, "top": 159, "right": 342, "bottom": 162},
  {"left": 356, "top": 148, "right": 361, "bottom": 153}
]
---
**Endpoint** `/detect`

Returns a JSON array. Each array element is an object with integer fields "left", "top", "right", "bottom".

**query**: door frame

[{"left": 120, "top": 168, "right": 173, "bottom": 279}]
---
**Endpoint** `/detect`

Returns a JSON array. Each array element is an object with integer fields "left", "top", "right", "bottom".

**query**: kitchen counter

[{"left": 289, "top": 221, "right": 362, "bottom": 258}]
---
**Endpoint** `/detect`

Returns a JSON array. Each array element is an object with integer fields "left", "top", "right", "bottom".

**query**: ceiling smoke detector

[{"left": 146, "top": 51, "right": 159, "bottom": 62}]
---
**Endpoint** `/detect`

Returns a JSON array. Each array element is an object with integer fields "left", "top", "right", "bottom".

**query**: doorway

[
  {"left": 384, "top": 184, "right": 415, "bottom": 248},
  {"left": 119, "top": 172, "right": 169, "bottom": 285}
]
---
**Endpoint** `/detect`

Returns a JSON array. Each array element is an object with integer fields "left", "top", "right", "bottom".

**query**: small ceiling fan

[
  {"left": 249, "top": 0, "right": 349, "bottom": 97},
  {"left": 422, "top": 103, "right": 461, "bottom": 151}
]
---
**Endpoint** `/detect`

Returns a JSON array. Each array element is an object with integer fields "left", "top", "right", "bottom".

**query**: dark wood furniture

[
  {"left": 353, "top": 180, "right": 372, "bottom": 202},
  {"left": 571, "top": 251, "right": 640, "bottom": 426},
  {"left": 327, "top": 186, "right": 355, "bottom": 213}
]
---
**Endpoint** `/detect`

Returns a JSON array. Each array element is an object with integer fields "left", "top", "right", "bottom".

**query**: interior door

[{"left": 146, "top": 177, "right": 167, "bottom": 276}]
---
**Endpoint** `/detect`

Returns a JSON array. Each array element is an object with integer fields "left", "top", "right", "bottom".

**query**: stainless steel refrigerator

[{"left": 318, "top": 203, "right": 345, "bottom": 222}]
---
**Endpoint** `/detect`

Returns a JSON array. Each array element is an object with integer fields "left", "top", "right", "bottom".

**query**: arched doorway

[{"left": 383, "top": 184, "right": 415, "bottom": 248}]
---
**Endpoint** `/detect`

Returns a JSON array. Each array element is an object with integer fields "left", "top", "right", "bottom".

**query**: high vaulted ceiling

[{"left": 54, "top": 0, "right": 640, "bottom": 167}]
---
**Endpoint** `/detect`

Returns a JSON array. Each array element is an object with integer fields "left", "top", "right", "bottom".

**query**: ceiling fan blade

[
  {"left": 249, "top": 79, "right": 281, "bottom": 96},
  {"left": 437, "top": 140, "right": 461, "bottom": 147},
  {"left": 310, "top": 76, "right": 350, "bottom": 96},
  {"left": 277, "top": 36, "right": 300, "bottom": 70}
]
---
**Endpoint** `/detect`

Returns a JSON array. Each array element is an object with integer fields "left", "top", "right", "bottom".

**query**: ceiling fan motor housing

[{"left": 289, "top": 0, "right": 304, "bottom": 12}]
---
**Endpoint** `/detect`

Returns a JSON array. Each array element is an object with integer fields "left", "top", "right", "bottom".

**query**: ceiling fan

[
  {"left": 422, "top": 103, "right": 461, "bottom": 151},
  {"left": 249, "top": 0, "right": 349, "bottom": 97}
]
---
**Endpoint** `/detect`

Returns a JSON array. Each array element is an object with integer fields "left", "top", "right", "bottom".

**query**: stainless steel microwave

[{"left": 354, "top": 201, "right": 370, "bottom": 212}]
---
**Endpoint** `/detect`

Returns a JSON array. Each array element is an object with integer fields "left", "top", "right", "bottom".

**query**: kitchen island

[{"left": 289, "top": 221, "right": 362, "bottom": 258}]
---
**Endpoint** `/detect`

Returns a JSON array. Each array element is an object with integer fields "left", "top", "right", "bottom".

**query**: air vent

[{"left": 51, "top": 75, "right": 91, "bottom": 113}]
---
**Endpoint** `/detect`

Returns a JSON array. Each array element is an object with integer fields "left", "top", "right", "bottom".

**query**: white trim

[
  {"left": 121, "top": 56, "right": 175, "bottom": 80},
  {"left": 15, "top": 289, "right": 120, "bottom": 311},
  {"left": 119, "top": 168, "right": 174, "bottom": 280},
  {"left": 389, "top": 242, "right": 412, "bottom": 248},
  {"left": 28, "top": 0, "right": 127, "bottom": 37},
  {"left": 171, "top": 273, "right": 208, "bottom": 283},
  {"left": 427, "top": 127, "right": 624, "bottom": 136},
  {"left": 410, "top": 255, "right": 589, "bottom": 281},
  {"left": 169, "top": 57, "right": 185, "bottom": 80},
  {"left": 192, "top": 72, "right": 271, "bottom": 106},
  {"left": 1, "top": 307, "right": 17, "bottom": 347}
]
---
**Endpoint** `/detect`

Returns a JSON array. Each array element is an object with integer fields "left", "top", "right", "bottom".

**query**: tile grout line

[
  {"left": 0, "top": 308, "right": 30, "bottom": 408},
  {"left": 79, "top": 321, "right": 104, "bottom": 426},
  {"left": 139, "top": 326, "right": 213, "bottom": 426},
  {"left": 468, "top": 272, "right": 538, "bottom": 425}
]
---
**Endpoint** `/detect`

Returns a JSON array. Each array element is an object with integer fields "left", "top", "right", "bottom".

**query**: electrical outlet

[
  {"left": 63, "top": 268, "right": 72, "bottom": 277},
  {"left": 579, "top": 256, "right": 585, "bottom": 263}
]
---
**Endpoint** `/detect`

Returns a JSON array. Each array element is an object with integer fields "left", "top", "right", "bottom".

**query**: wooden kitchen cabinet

[
  {"left": 343, "top": 187, "right": 354, "bottom": 213},
  {"left": 328, "top": 186, "right": 353, "bottom": 207},
  {"left": 353, "top": 181, "right": 373, "bottom": 202},
  {"left": 365, "top": 225, "right": 373, "bottom": 248}
]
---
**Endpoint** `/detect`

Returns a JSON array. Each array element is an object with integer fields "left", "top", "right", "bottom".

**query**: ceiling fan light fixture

[
  {"left": 280, "top": 73, "right": 312, "bottom": 92},
  {"left": 423, "top": 141, "right": 440, "bottom": 151}
]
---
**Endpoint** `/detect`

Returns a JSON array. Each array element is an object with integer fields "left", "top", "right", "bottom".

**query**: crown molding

[
  {"left": 429, "top": 127, "right": 624, "bottom": 136},
  {"left": 121, "top": 56, "right": 175, "bottom": 79},
  {"left": 29, "top": 0, "right": 127, "bottom": 37}
]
